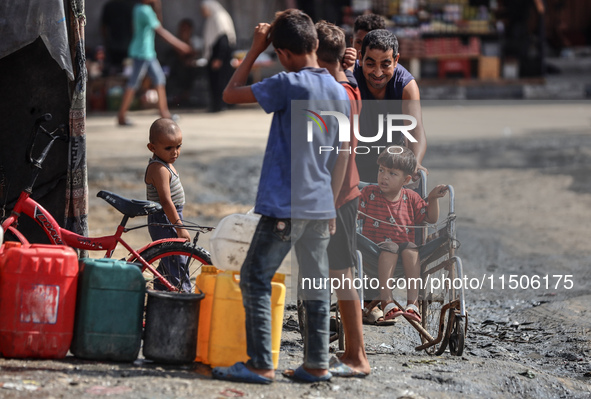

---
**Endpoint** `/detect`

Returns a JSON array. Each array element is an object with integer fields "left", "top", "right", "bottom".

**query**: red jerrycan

[{"left": 0, "top": 242, "right": 78, "bottom": 359}]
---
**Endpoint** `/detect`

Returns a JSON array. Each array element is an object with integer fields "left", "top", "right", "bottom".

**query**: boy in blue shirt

[{"left": 212, "top": 9, "right": 349, "bottom": 384}]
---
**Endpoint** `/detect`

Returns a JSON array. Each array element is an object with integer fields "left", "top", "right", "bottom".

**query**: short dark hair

[
  {"left": 149, "top": 118, "right": 180, "bottom": 143},
  {"left": 377, "top": 146, "right": 416, "bottom": 176},
  {"left": 361, "top": 29, "right": 399, "bottom": 58},
  {"left": 354, "top": 13, "right": 386, "bottom": 33},
  {"left": 315, "top": 20, "right": 346, "bottom": 64},
  {"left": 269, "top": 9, "right": 317, "bottom": 55}
]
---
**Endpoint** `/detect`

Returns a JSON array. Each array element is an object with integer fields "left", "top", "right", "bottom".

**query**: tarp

[
  {"left": 0, "top": 0, "right": 88, "bottom": 245},
  {"left": 0, "top": 0, "right": 74, "bottom": 80}
]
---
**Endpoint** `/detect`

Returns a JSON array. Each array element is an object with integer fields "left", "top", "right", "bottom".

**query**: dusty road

[{"left": 1, "top": 101, "right": 590, "bottom": 398}]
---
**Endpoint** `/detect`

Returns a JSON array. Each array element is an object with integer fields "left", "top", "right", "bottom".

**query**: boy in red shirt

[
  {"left": 315, "top": 20, "right": 368, "bottom": 377},
  {"left": 359, "top": 146, "right": 447, "bottom": 322}
]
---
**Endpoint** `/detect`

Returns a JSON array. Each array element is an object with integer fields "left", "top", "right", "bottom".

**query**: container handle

[{"left": 194, "top": 284, "right": 204, "bottom": 296}]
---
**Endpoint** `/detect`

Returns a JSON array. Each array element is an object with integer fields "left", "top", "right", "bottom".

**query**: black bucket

[{"left": 143, "top": 290, "right": 204, "bottom": 364}]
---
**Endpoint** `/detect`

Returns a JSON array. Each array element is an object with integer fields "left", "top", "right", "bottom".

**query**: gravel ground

[{"left": 1, "top": 104, "right": 590, "bottom": 398}]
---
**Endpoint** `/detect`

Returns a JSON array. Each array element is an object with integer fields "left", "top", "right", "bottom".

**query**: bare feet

[{"left": 337, "top": 355, "right": 371, "bottom": 375}]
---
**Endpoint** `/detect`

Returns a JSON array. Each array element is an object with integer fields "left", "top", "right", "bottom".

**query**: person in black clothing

[
  {"left": 100, "top": 0, "right": 137, "bottom": 75},
  {"left": 164, "top": 18, "right": 200, "bottom": 107},
  {"left": 200, "top": 0, "right": 236, "bottom": 112}
]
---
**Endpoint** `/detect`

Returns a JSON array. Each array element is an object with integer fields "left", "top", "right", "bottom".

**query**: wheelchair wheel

[
  {"left": 297, "top": 300, "right": 341, "bottom": 346},
  {"left": 297, "top": 299, "right": 307, "bottom": 343},
  {"left": 336, "top": 306, "right": 345, "bottom": 351},
  {"left": 448, "top": 314, "right": 466, "bottom": 356},
  {"left": 419, "top": 259, "right": 452, "bottom": 354}
]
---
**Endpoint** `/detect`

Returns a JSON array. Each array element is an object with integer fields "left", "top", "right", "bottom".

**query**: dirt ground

[{"left": 1, "top": 102, "right": 591, "bottom": 398}]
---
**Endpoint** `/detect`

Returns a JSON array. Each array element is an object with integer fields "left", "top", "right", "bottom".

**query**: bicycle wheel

[
  {"left": 132, "top": 241, "right": 212, "bottom": 293},
  {"left": 419, "top": 257, "right": 452, "bottom": 355}
]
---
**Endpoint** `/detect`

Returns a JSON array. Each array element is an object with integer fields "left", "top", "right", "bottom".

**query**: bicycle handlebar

[
  {"left": 27, "top": 113, "right": 69, "bottom": 166},
  {"left": 24, "top": 114, "right": 69, "bottom": 193}
]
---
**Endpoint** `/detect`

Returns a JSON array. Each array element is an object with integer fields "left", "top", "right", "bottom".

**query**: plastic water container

[
  {"left": 209, "top": 213, "right": 291, "bottom": 274},
  {"left": 0, "top": 243, "right": 78, "bottom": 359},
  {"left": 208, "top": 271, "right": 285, "bottom": 369},
  {"left": 209, "top": 213, "right": 260, "bottom": 271},
  {"left": 70, "top": 258, "right": 145, "bottom": 362},
  {"left": 194, "top": 266, "right": 222, "bottom": 364}
]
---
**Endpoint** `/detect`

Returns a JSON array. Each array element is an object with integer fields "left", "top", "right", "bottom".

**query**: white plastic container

[
  {"left": 209, "top": 212, "right": 292, "bottom": 274},
  {"left": 210, "top": 213, "right": 261, "bottom": 271}
]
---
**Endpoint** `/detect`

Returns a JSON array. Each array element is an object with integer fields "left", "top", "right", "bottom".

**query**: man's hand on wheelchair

[{"left": 412, "top": 163, "right": 429, "bottom": 181}]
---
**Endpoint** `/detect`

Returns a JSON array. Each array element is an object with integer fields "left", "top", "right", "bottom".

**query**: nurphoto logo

[{"left": 304, "top": 109, "right": 418, "bottom": 154}]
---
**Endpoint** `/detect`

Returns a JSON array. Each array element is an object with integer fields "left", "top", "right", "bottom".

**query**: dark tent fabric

[{"left": 0, "top": 0, "right": 88, "bottom": 245}]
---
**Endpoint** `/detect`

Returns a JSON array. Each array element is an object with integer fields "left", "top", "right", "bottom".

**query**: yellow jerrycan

[
  {"left": 194, "top": 266, "right": 222, "bottom": 364},
  {"left": 208, "top": 271, "right": 285, "bottom": 369}
]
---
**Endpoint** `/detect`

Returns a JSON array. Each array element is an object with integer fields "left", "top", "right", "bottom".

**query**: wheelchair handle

[
  {"left": 418, "top": 169, "right": 427, "bottom": 199},
  {"left": 446, "top": 185, "right": 455, "bottom": 214}
]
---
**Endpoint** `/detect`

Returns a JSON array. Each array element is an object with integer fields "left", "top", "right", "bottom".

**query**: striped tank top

[{"left": 145, "top": 156, "right": 185, "bottom": 207}]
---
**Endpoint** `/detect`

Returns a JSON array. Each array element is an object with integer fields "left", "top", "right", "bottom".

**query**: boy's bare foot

[{"left": 337, "top": 355, "right": 371, "bottom": 375}]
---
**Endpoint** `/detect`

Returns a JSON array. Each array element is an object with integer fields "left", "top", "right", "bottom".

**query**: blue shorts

[{"left": 127, "top": 58, "right": 166, "bottom": 89}]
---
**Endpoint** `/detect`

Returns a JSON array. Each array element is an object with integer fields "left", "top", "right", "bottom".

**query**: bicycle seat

[{"left": 97, "top": 190, "right": 162, "bottom": 217}]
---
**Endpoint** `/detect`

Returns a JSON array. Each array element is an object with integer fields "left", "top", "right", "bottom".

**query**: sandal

[
  {"left": 282, "top": 366, "right": 331, "bottom": 383},
  {"left": 362, "top": 307, "right": 383, "bottom": 325},
  {"left": 383, "top": 303, "right": 404, "bottom": 321},
  {"left": 403, "top": 304, "right": 421, "bottom": 323},
  {"left": 212, "top": 362, "right": 274, "bottom": 384}
]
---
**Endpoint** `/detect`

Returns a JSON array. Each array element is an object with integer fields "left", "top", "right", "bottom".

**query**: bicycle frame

[{"left": 2, "top": 191, "right": 180, "bottom": 291}]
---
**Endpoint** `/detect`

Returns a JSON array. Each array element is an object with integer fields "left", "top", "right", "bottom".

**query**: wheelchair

[{"left": 298, "top": 171, "right": 467, "bottom": 356}]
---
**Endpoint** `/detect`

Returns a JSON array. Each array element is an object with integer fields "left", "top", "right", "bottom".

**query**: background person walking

[
  {"left": 200, "top": 0, "right": 236, "bottom": 113},
  {"left": 117, "top": 0, "right": 191, "bottom": 126}
]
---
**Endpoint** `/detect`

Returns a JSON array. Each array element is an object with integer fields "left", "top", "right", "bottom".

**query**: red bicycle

[{"left": 1, "top": 114, "right": 212, "bottom": 292}]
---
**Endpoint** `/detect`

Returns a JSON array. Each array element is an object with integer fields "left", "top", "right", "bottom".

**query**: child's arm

[
  {"left": 223, "top": 23, "right": 271, "bottom": 104},
  {"left": 155, "top": 26, "right": 192, "bottom": 55},
  {"left": 146, "top": 164, "right": 191, "bottom": 241},
  {"left": 425, "top": 185, "right": 447, "bottom": 224}
]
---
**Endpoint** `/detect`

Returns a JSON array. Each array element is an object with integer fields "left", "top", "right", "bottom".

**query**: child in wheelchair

[{"left": 358, "top": 146, "right": 447, "bottom": 323}]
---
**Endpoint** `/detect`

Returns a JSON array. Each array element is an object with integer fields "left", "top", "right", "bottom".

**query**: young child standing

[
  {"left": 358, "top": 146, "right": 447, "bottom": 322},
  {"left": 211, "top": 10, "right": 349, "bottom": 384},
  {"left": 145, "top": 118, "right": 191, "bottom": 291}
]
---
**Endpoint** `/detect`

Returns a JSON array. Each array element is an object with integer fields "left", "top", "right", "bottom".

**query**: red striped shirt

[{"left": 359, "top": 185, "right": 427, "bottom": 244}]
